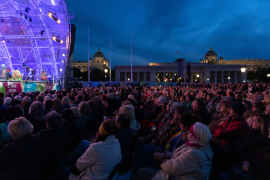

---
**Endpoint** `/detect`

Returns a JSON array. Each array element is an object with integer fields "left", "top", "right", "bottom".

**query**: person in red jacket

[{"left": 213, "top": 103, "right": 250, "bottom": 147}]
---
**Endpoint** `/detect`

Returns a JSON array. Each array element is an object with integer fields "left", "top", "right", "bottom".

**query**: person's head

[
  {"left": 174, "top": 105, "right": 189, "bottom": 120},
  {"left": 119, "top": 105, "right": 135, "bottom": 121},
  {"left": 4, "top": 106, "right": 23, "bottom": 122},
  {"left": 202, "top": 92, "right": 208, "bottom": 99},
  {"left": 230, "top": 103, "right": 247, "bottom": 119},
  {"left": 187, "top": 122, "right": 212, "bottom": 147},
  {"left": 45, "top": 111, "right": 62, "bottom": 129},
  {"left": 62, "top": 108, "right": 75, "bottom": 123},
  {"left": 192, "top": 99, "right": 204, "bottom": 110},
  {"left": 264, "top": 94, "right": 270, "bottom": 105},
  {"left": 180, "top": 95, "right": 186, "bottom": 102},
  {"left": 22, "top": 96, "right": 31, "bottom": 105},
  {"left": 265, "top": 105, "right": 270, "bottom": 116},
  {"left": 78, "top": 102, "right": 91, "bottom": 115},
  {"left": 44, "top": 96, "right": 51, "bottom": 104},
  {"left": 8, "top": 117, "right": 33, "bottom": 140},
  {"left": 220, "top": 101, "right": 231, "bottom": 114},
  {"left": 116, "top": 113, "right": 130, "bottom": 128},
  {"left": 14, "top": 95, "right": 22, "bottom": 102},
  {"left": 4, "top": 97, "right": 12, "bottom": 106},
  {"left": 29, "top": 101, "right": 44, "bottom": 121},
  {"left": 62, "top": 96, "right": 70, "bottom": 105},
  {"left": 253, "top": 94, "right": 261, "bottom": 103},
  {"left": 243, "top": 100, "right": 252, "bottom": 110},
  {"left": 161, "top": 102, "right": 168, "bottom": 112},
  {"left": 36, "top": 95, "right": 44, "bottom": 103},
  {"left": 97, "top": 119, "right": 119, "bottom": 142},
  {"left": 252, "top": 114, "right": 270, "bottom": 136},
  {"left": 207, "top": 93, "right": 214, "bottom": 101},
  {"left": 252, "top": 102, "right": 266, "bottom": 114},
  {"left": 70, "top": 107, "right": 79, "bottom": 118},
  {"left": 53, "top": 98, "right": 61, "bottom": 108},
  {"left": 76, "top": 95, "right": 82, "bottom": 102},
  {"left": 156, "top": 97, "right": 167, "bottom": 106},
  {"left": 44, "top": 99, "right": 54, "bottom": 110},
  {"left": 179, "top": 113, "right": 194, "bottom": 132}
]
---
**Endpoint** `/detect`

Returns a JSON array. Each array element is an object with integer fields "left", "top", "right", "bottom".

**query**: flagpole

[
  {"left": 110, "top": 26, "right": 111, "bottom": 82},
  {"left": 131, "top": 25, "right": 133, "bottom": 82},
  {"left": 88, "top": 26, "right": 90, "bottom": 86}
]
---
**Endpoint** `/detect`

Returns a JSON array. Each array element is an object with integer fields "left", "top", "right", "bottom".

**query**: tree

[{"left": 247, "top": 67, "right": 270, "bottom": 83}]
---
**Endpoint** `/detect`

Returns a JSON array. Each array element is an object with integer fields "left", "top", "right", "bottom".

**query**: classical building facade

[
  {"left": 73, "top": 48, "right": 109, "bottom": 72},
  {"left": 115, "top": 47, "right": 270, "bottom": 84}
]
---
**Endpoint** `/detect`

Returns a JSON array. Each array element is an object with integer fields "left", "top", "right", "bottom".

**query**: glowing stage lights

[
  {"left": 52, "top": 35, "right": 63, "bottom": 43},
  {"left": 48, "top": 11, "right": 60, "bottom": 24}
]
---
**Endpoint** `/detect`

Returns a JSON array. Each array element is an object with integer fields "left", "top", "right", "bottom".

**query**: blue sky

[{"left": 66, "top": 0, "right": 270, "bottom": 68}]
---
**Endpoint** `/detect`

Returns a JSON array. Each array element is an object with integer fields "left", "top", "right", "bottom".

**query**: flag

[{"left": 175, "top": 50, "right": 178, "bottom": 55}]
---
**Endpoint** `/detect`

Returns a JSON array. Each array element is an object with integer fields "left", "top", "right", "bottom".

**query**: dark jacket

[
  {"left": 0, "top": 134, "right": 42, "bottom": 180},
  {"left": 115, "top": 127, "right": 134, "bottom": 156},
  {"left": 213, "top": 116, "right": 250, "bottom": 146},
  {"left": 191, "top": 107, "right": 211, "bottom": 125},
  {"left": 63, "top": 103, "right": 70, "bottom": 109},
  {"left": 24, "top": 114, "right": 46, "bottom": 133},
  {"left": 235, "top": 128, "right": 268, "bottom": 155},
  {"left": 75, "top": 116, "right": 85, "bottom": 134},
  {"left": 81, "top": 112, "right": 97, "bottom": 138},
  {"left": 242, "top": 140, "right": 270, "bottom": 180},
  {"left": 53, "top": 105, "right": 65, "bottom": 114},
  {"left": 38, "top": 126, "right": 68, "bottom": 155}
]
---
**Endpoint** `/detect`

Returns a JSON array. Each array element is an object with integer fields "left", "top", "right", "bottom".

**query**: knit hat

[
  {"left": 99, "top": 123, "right": 109, "bottom": 135},
  {"left": 231, "top": 103, "right": 246, "bottom": 117}
]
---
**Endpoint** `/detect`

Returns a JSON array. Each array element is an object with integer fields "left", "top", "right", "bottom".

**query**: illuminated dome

[
  {"left": 0, "top": 0, "right": 71, "bottom": 80},
  {"left": 94, "top": 48, "right": 105, "bottom": 58}
]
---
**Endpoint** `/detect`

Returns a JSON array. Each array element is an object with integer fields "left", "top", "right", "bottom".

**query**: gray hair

[
  {"left": 14, "top": 95, "right": 22, "bottom": 102},
  {"left": 4, "top": 97, "right": 12, "bottom": 105},
  {"left": 62, "top": 96, "right": 70, "bottom": 104},
  {"left": 78, "top": 102, "right": 91, "bottom": 115},
  {"left": 70, "top": 107, "right": 79, "bottom": 118},
  {"left": 29, "top": 101, "right": 44, "bottom": 121},
  {"left": 44, "top": 96, "right": 51, "bottom": 103},
  {"left": 107, "top": 93, "right": 114, "bottom": 99},
  {"left": 191, "top": 122, "right": 212, "bottom": 147},
  {"left": 8, "top": 117, "right": 33, "bottom": 140},
  {"left": 23, "top": 96, "right": 31, "bottom": 104}
]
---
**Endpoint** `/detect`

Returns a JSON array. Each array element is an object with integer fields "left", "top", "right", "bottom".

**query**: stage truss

[{"left": 0, "top": 0, "right": 71, "bottom": 81}]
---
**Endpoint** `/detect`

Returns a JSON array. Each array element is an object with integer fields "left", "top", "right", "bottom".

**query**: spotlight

[
  {"left": 57, "top": 19, "right": 60, "bottom": 24},
  {"left": 1, "top": 38, "right": 5, "bottom": 42},
  {"left": 48, "top": 12, "right": 53, "bottom": 17},
  {"left": 62, "top": 60, "right": 64, "bottom": 63},
  {"left": 62, "top": 54, "right": 65, "bottom": 56},
  {"left": 29, "top": 17, "right": 32, "bottom": 22},
  {"left": 60, "top": 69, "right": 62, "bottom": 72},
  {"left": 52, "top": 35, "right": 63, "bottom": 43},
  {"left": 1, "top": 19, "right": 4, "bottom": 22},
  {"left": 25, "top": 7, "right": 31, "bottom": 13}
]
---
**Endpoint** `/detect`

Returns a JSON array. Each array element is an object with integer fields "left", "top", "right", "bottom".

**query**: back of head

[
  {"left": 180, "top": 113, "right": 194, "bottom": 128},
  {"left": 192, "top": 122, "right": 212, "bottom": 147},
  {"left": 254, "top": 102, "right": 266, "bottom": 113},
  {"left": 117, "top": 113, "right": 131, "bottom": 127},
  {"left": 45, "top": 111, "right": 62, "bottom": 128},
  {"left": 23, "top": 96, "right": 31, "bottom": 104},
  {"left": 196, "top": 99, "right": 204, "bottom": 109},
  {"left": 4, "top": 106, "right": 23, "bottom": 122},
  {"left": 78, "top": 102, "right": 91, "bottom": 115},
  {"left": 119, "top": 105, "right": 135, "bottom": 121},
  {"left": 70, "top": 107, "right": 79, "bottom": 118},
  {"left": 101, "top": 119, "right": 119, "bottom": 136},
  {"left": 44, "top": 99, "right": 54, "bottom": 110},
  {"left": 14, "top": 95, "right": 22, "bottom": 102},
  {"left": 4, "top": 97, "right": 12, "bottom": 106},
  {"left": 53, "top": 98, "right": 61, "bottom": 107},
  {"left": 175, "top": 105, "right": 189, "bottom": 115},
  {"left": 62, "top": 96, "right": 70, "bottom": 104},
  {"left": 62, "top": 108, "right": 75, "bottom": 123},
  {"left": 8, "top": 117, "right": 33, "bottom": 140},
  {"left": 29, "top": 101, "right": 44, "bottom": 121},
  {"left": 36, "top": 95, "right": 44, "bottom": 103}
]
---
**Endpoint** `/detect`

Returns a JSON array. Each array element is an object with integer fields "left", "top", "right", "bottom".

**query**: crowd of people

[{"left": 0, "top": 82, "right": 270, "bottom": 180}]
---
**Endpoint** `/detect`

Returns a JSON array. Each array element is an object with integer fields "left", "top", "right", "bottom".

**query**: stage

[{"left": 0, "top": 80, "right": 58, "bottom": 96}]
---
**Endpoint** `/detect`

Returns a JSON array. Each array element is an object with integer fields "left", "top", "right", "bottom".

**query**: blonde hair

[
  {"left": 264, "top": 94, "right": 270, "bottom": 104},
  {"left": 8, "top": 117, "right": 33, "bottom": 140},
  {"left": 119, "top": 105, "right": 135, "bottom": 121}
]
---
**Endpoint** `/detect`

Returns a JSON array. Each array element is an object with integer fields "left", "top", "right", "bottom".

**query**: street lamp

[
  {"left": 267, "top": 74, "right": 270, "bottom": 83},
  {"left": 104, "top": 69, "right": 108, "bottom": 81},
  {"left": 241, "top": 68, "right": 246, "bottom": 83},
  {"left": 197, "top": 74, "right": 199, "bottom": 78}
]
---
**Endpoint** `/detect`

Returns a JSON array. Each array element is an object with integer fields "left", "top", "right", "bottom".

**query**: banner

[
  {"left": 35, "top": 84, "right": 44, "bottom": 92},
  {"left": 24, "top": 83, "right": 37, "bottom": 93},
  {"left": 90, "top": 81, "right": 100, "bottom": 87},
  {"left": 3, "top": 82, "right": 22, "bottom": 94},
  {"left": 45, "top": 84, "right": 53, "bottom": 91},
  {"left": 105, "top": 81, "right": 118, "bottom": 87}
]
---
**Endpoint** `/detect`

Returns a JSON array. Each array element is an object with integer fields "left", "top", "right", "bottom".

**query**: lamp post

[
  {"left": 267, "top": 74, "right": 270, "bottom": 83},
  {"left": 104, "top": 68, "right": 108, "bottom": 81},
  {"left": 241, "top": 68, "right": 246, "bottom": 83}
]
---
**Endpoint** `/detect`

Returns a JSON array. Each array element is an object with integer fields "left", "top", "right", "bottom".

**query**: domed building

[
  {"left": 73, "top": 48, "right": 109, "bottom": 72},
  {"left": 204, "top": 47, "right": 217, "bottom": 63}
]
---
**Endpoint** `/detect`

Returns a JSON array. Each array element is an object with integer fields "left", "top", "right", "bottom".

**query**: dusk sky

[{"left": 66, "top": 0, "right": 270, "bottom": 68}]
